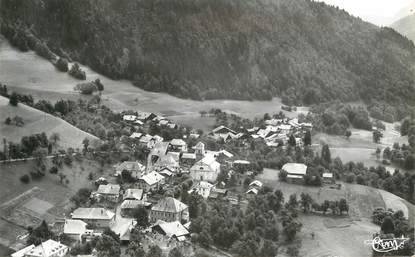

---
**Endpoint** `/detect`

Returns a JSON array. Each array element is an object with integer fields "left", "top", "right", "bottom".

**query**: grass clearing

[{"left": 0, "top": 95, "right": 97, "bottom": 150}]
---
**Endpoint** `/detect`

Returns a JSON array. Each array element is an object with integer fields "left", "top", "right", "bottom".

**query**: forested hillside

[
  {"left": 392, "top": 14, "right": 415, "bottom": 43},
  {"left": 1, "top": 0, "right": 415, "bottom": 119}
]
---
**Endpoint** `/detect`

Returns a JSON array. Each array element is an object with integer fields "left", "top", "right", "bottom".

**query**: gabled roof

[
  {"left": 22, "top": 239, "right": 68, "bottom": 257},
  {"left": 192, "top": 155, "right": 220, "bottom": 172},
  {"left": 121, "top": 200, "right": 150, "bottom": 209},
  {"left": 72, "top": 208, "right": 115, "bottom": 220},
  {"left": 151, "top": 197, "right": 188, "bottom": 213},
  {"left": 181, "top": 153, "right": 196, "bottom": 159},
  {"left": 116, "top": 161, "right": 145, "bottom": 172},
  {"left": 220, "top": 149, "right": 234, "bottom": 158},
  {"left": 234, "top": 160, "right": 250, "bottom": 165},
  {"left": 193, "top": 142, "right": 205, "bottom": 150},
  {"left": 212, "top": 125, "right": 236, "bottom": 135},
  {"left": 246, "top": 188, "right": 258, "bottom": 195},
  {"left": 140, "top": 171, "right": 164, "bottom": 186},
  {"left": 139, "top": 134, "right": 153, "bottom": 143},
  {"left": 194, "top": 181, "right": 214, "bottom": 189},
  {"left": 155, "top": 154, "right": 179, "bottom": 168},
  {"left": 170, "top": 139, "right": 187, "bottom": 146},
  {"left": 152, "top": 220, "right": 189, "bottom": 238},
  {"left": 282, "top": 163, "right": 307, "bottom": 175},
  {"left": 11, "top": 245, "right": 35, "bottom": 257},
  {"left": 124, "top": 188, "right": 144, "bottom": 200},
  {"left": 97, "top": 184, "right": 120, "bottom": 195},
  {"left": 130, "top": 132, "right": 143, "bottom": 139},
  {"left": 249, "top": 180, "right": 263, "bottom": 188},
  {"left": 64, "top": 219, "right": 87, "bottom": 235}
]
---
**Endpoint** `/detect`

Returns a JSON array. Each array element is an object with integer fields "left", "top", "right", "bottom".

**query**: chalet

[
  {"left": 152, "top": 220, "right": 189, "bottom": 241},
  {"left": 158, "top": 167, "right": 174, "bottom": 178},
  {"left": 278, "top": 124, "right": 292, "bottom": 134},
  {"left": 123, "top": 188, "right": 144, "bottom": 201},
  {"left": 71, "top": 208, "right": 115, "bottom": 228},
  {"left": 209, "top": 188, "right": 228, "bottom": 200},
  {"left": 115, "top": 161, "right": 145, "bottom": 179},
  {"left": 282, "top": 163, "right": 308, "bottom": 184},
  {"left": 94, "top": 184, "right": 120, "bottom": 202},
  {"left": 189, "top": 181, "right": 215, "bottom": 199},
  {"left": 190, "top": 155, "right": 221, "bottom": 182},
  {"left": 11, "top": 240, "right": 68, "bottom": 257},
  {"left": 150, "top": 197, "right": 189, "bottom": 223},
  {"left": 246, "top": 188, "right": 259, "bottom": 195},
  {"left": 322, "top": 172, "right": 335, "bottom": 184},
  {"left": 63, "top": 219, "right": 88, "bottom": 241},
  {"left": 137, "top": 171, "right": 165, "bottom": 192},
  {"left": 169, "top": 139, "right": 188, "bottom": 152},
  {"left": 138, "top": 134, "right": 156, "bottom": 148}
]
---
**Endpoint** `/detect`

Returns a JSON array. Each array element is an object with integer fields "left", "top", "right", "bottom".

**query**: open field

[
  {"left": 257, "top": 168, "right": 415, "bottom": 257},
  {"left": 0, "top": 95, "right": 97, "bottom": 149},
  {"left": 313, "top": 121, "right": 408, "bottom": 170},
  {"left": 0, "top": 35, "right": 302, "bottom": 124},
  {"left": 0, "top": 159, "right": 114, "bottom": 250}
]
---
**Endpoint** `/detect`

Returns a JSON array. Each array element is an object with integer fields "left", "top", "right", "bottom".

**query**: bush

[
  {"left": 49, "top": 166, "right": 58, "bottom": 174},
  {"left": 20, "top": 174, "right": 30, "bottom": 184},
  {"left": 69, "top": 63, "right": 86, "bottom": 80},
  {"left": 9, "top": 92, "right": 19, "bottom": 106},
  {"left": 55, "top": 57, "right": 69, "bottom": 72},
  {"left": 74, "top": 82, "right": 97, "bottom": 95}
]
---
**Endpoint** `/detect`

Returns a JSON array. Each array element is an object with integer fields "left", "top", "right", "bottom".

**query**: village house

[
  {"left": 169, "top": 139, "right": 188, "bottom": 152},
  {"left": 137, "top": 171, "right": 165, "bottom": 192},
  {"left": 282, "top": 163, "right": 308, "bottom": 184},
  {"left": 138, "top": 134, "right": 157, "bottom": 149},
  {"left": 11, "top": 239, "right": 68, "bottom": 257},
  {"left": 121, "top": 200, "right": 151, "bottom": 217},
  {"left": 249, "top": 180, "right": 263, "bottom": 189},
  {"left": 130, "top": 132, "right": 143, "bottom": 139},
  {"left": 210, "top": 125, "right": 237, "bottom": 141},
  {"left": 150, "top": 197, "right": 189, "bottom": 223},
  {"left": 190, "top": 154, "right": 221, "bottom": 183},
  {"left": 152, "top": 220, "right": 190, "bottom": 241},
  {"left": 136, "top": 112, "right": 157, "bottom": 122},
  {"left": 322, "top": 172, "right": 335, "bottom": 184},
  {"left": 181, "top": 153, "right": 197, "bottom": 167},
  {"left": 63, "top": 219, "right": 88, "bottom": 242},
  {"left": 115, "top": 161, "right": 145, "bottom": 179},
  {"left": 93, "top": 184, "right": 120, "bottom": 202},
  {"left": 153, "top": 154, "right": 180, "bottom": 173},
  {"left": 71, "top": 207, "right": 115, "bottom": 228},
  {"left": 123, "top": 115, "right": 137, "bottom": 122},
  {"left": 189, "top": 181, "right": 215, "bottom": 199},
  {"left": 123, "top": 188, "right": 144, "bottom": 201}
]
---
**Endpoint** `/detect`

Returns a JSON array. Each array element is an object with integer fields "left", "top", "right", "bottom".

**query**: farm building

[
  {"left": 282, "top": 163, "right": 308, "bottom": 184},
  {"left": 190, "top": 154, "right": 221, "bottom": 182},
  {"left": 71, "top": 208, "right": 115, "bottom": 228},
  {"left": 121, "top": 200, "right": 151, "bottom": 216},
  {"left": 150, "top": 197, "right": 189, "bottom": 223}
]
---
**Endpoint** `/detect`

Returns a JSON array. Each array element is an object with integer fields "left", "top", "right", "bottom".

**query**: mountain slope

[
  {"left": 1, "top": 0, "right": 414, "bottom": 116},
  {"left": 392, "top": 13, "right": 415, "bottom": 43}
]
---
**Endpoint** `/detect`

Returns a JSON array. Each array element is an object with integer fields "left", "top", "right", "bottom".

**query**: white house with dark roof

[
  {"left": 12, "top": 239, "right": 68, "bottom": 257},
  {"left": 150, "top": 197, "right": 188, "bottom": 223},
  {"left": 71, "top": 207, "right": 115, "bottom": 228},
  {"left": 190, "top": 154, "right": 221, "bottom": 182}
]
